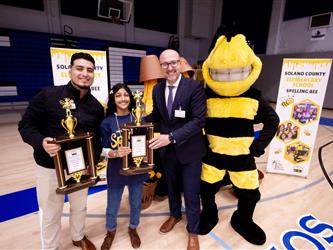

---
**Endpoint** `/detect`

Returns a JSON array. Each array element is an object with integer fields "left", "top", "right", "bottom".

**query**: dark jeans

[
  {"left": 106, "top": 182, "right": 143, "bottom": 231},
  {"left": 162, "top": 146, "right": 202, "bottom": 234}
]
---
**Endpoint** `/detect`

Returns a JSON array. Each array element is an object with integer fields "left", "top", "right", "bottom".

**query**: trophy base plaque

[
  {"left": 56, "top": 175, "right": 100, "bottom": 195},
  {"left": 119, "top": 164, "right": 154, "bottom": 176}
]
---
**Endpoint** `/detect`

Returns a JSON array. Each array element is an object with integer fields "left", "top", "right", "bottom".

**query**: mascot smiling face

[
  {"left": 203, "top": 34, "right": 262, "bottom": 96},
  {"left": 199, "top": 34, "right": 279, "bottom": 246}
]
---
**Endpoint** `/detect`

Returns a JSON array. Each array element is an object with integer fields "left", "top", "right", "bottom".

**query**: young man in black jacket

[{"left": 18, "top": 52, "right": 104, "bottom": 250}]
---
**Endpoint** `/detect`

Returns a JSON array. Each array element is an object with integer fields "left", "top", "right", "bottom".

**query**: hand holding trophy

[
  {"left": 48, "top": 97, "right": 99, "bottom": 194},
  {"left": 119, "top": 90, "right": 155, "bottom": 176}
]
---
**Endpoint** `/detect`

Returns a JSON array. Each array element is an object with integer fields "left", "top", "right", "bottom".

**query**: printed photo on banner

[{"left": 267, "top": 58, "right": 332, "bottom": 177}]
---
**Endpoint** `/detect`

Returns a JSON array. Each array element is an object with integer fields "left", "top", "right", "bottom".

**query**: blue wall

[{"left": 0, "top": 29, "right": 164, "bottom": 103}]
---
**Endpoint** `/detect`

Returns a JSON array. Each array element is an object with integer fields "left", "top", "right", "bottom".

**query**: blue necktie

[{"left": 167, "top": 86, "right": 175, "bottom": 117}]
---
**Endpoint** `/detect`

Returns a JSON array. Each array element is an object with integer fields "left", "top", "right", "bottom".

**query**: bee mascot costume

[{"left": 199, "top": 34, "right": 279, "bottom": 245}]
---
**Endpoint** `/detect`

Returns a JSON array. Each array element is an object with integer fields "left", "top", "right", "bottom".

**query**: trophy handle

[
  {"left": 61, "top": 119, "right": 66, "bottom": 131},
  {"left": 73, "top": 117, "right": 78, "bottom": 133},
  {"left": 131, "top": 109, "right": 135, "bottom": 120},
  {"left": 61, "top": 116, "right": 77, "bottom": 138}
]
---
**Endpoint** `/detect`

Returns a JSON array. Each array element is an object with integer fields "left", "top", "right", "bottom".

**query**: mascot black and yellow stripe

[
  {"left": 199, "top": 34, "right": 279, "bottom": 245},
  {"left": 203, "top": 87, "right": 261, "bottom": 187}
]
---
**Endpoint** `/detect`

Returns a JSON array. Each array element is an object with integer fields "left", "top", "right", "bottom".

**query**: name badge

[{"left": 175, "top": 109, "right": 185, "bottom": 118}]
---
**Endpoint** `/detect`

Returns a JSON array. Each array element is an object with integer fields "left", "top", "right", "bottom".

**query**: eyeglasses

[{"left": 160, "top": 60, "right": 180, "bottom": 69}]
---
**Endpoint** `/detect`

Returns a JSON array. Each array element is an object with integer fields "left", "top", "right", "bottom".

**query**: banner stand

[{"left": 267, "top": 58, "right": 331, "bottom": 177}]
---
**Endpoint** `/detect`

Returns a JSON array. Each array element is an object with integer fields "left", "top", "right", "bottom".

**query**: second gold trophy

[{"left": 119, "top": 90, "right": 154, "bottom": 175}]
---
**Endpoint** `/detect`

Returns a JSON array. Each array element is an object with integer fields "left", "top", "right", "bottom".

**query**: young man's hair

[{"left": 70, "top": 52, "right": 95, "bottom": 66}]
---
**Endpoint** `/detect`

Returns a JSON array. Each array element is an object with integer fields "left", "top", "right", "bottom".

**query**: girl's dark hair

[{"left": 106, "top": 83, "right": 135, "bottom": 116}]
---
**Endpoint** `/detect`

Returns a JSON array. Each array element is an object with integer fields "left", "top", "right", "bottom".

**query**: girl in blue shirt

[{"left": 100, "top": 83, "right": 147, "bottom": 249}]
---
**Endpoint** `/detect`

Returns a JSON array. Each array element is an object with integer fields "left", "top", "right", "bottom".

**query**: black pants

[{"left": 162, "top": 146, "right": 202, "bottom": 234}]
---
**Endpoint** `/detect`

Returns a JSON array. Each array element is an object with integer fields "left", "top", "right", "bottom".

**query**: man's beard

[{"left": 71, "top": 80, "right": 91, "bottom": 90}]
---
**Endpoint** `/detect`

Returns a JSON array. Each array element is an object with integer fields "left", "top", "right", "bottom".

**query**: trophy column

[
  {"left": 53, "top": 152, "right": 67, "bottom": 189},
  {"left": 148, "top": 127, "right": 154, "bottom": 166},
  {"left": 86, "top": 133, "right": 98, "bottom": 180},
  {"left": 122, "top": 128, "right": 130, "bottom": 171}
]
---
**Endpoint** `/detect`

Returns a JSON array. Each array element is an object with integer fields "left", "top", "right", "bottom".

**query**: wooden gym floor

[{"left": 0, "top": 109, "right": 332, "bottom": 250}]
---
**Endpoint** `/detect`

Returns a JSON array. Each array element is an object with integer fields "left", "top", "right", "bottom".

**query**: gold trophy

[
  {"left": 47, "top": 98, "right": 99, "bottom": 194},
  {"left": 132, "top": 90, "right": 144, "bottom": 126},
  {"left": 120, "top": 90, "right": 154, "bottom": 176},
  {"left": 60, "top": 98, "right": 77, "bottom": 138}
]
